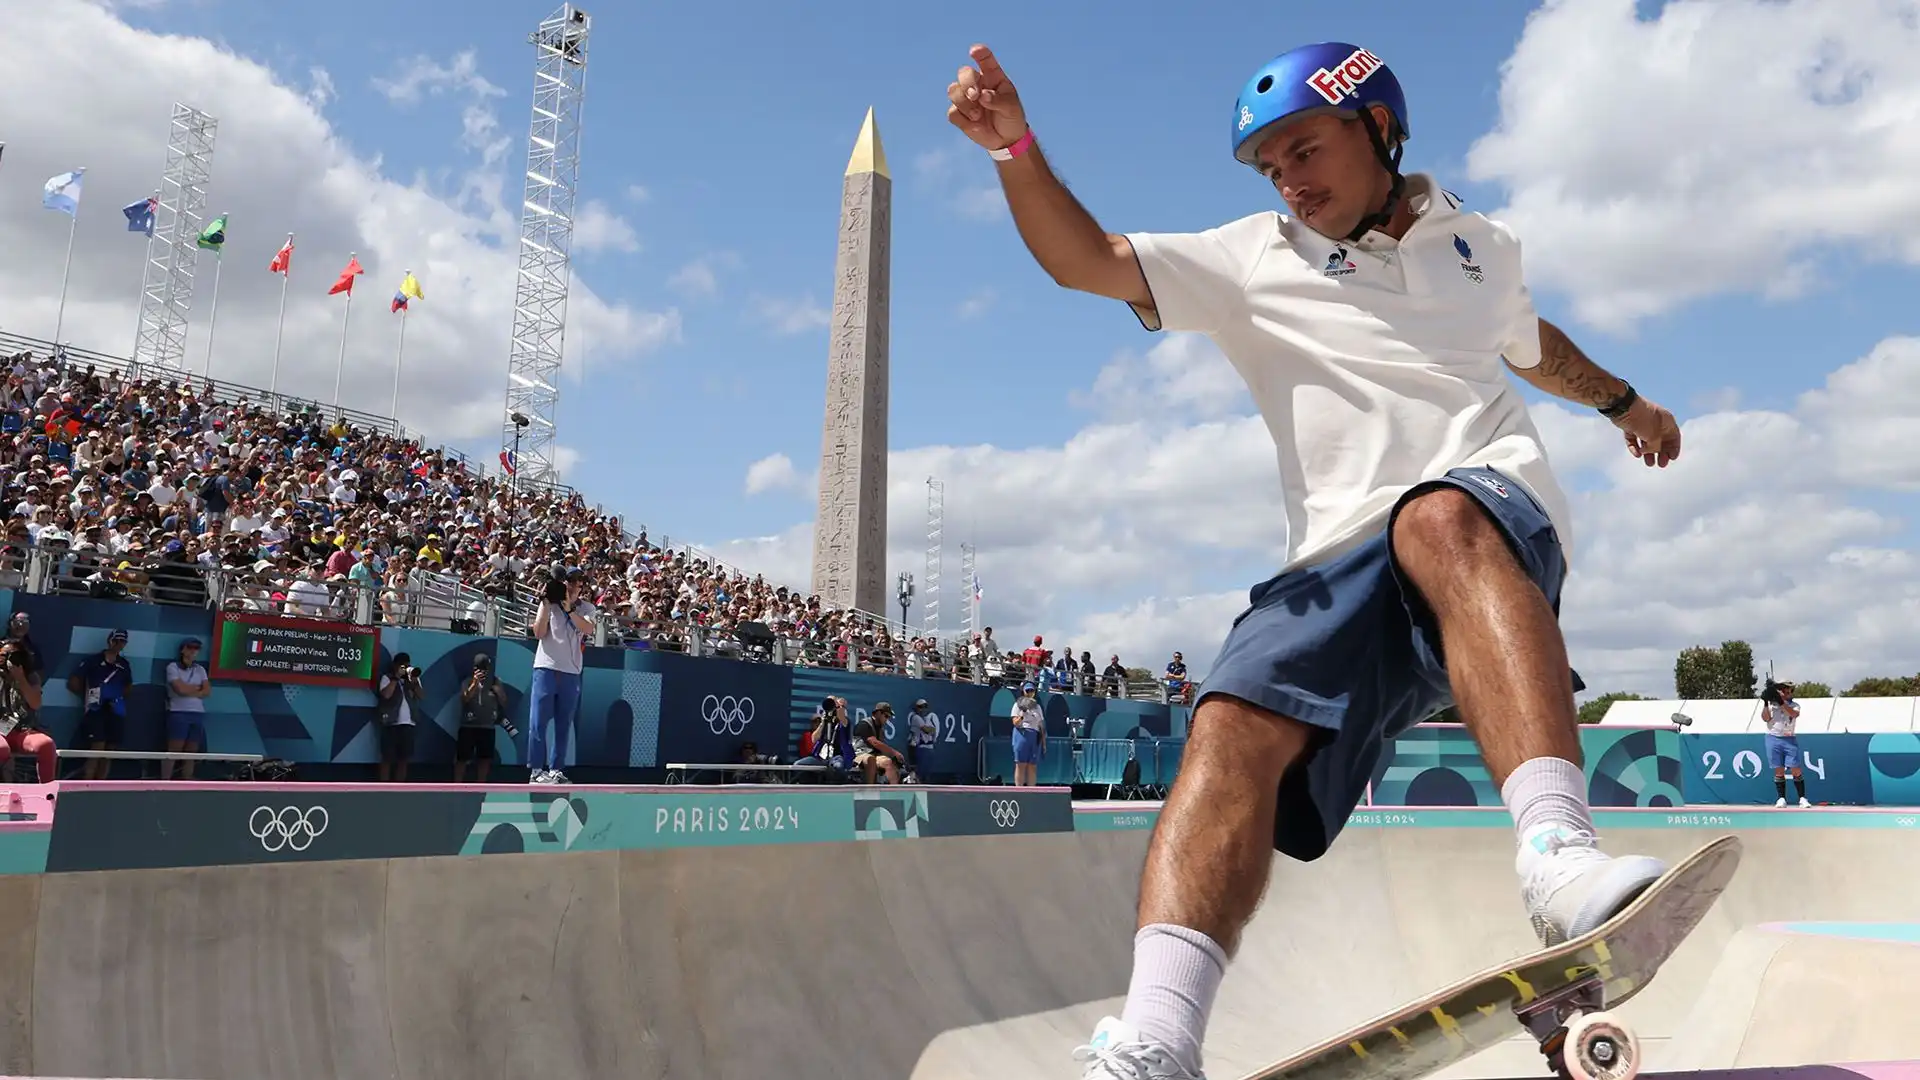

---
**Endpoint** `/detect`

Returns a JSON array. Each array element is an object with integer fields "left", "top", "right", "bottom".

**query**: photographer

[
  {"left": 454, "top": 652, "right": 515, "bottom": 784},
  {"left": 376, "top": 651, "right": 423, "bottom": 783},
  {"left": 0, "top": 638, "right": 55, "bottom": 784},
  {"left": 527, "top": 564, "right": 593, "bottom": 785},
  {"left": 1761, "top": 679, "right": 1811, "bottom": 808}
]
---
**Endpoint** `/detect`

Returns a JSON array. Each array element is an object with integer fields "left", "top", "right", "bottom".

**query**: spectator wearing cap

[
  {"left": 904, "top": 697, "right": 940, "bottom": 783},
  {"left": 454, "top": 653, "right": 514, "bottom": 783},
  {"left": 68, "top": 628, "right": 134, "bottom": 780},
  {"left": 1010, "top": 681, "right": 1046, "bottom": 787},
  {"left": 527, "top": 564, "right": 593, "bottom": 785},
  {"left": 852, "top": 701, "right": 907, "bottom": 784},
  {"left": 161, "top": 637, "right": 210, "bottom": 779}
]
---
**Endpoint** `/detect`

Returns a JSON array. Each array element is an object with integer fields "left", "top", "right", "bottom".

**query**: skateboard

[{"left": 1236, "top": 834, "right": 1742, "bottom": 1080}]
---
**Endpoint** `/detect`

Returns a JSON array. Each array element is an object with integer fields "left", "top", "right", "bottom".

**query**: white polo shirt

[{"left": 1125, "top": 174, "right": 1572, "bottom": 573}]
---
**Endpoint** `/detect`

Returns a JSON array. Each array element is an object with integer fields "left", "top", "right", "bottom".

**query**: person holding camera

[
  {"left": 0, "top": 638, "right": 56, "bottom": 784},
  {"left": 376, "top": 651, "right": 424, "bottom": 783},
  {"left": 1761, "top": 679, "right": 1811, "bottom": 808},
  {"left": 528, "top": 564, "right": 594, "bottom": 785},
  {"left": 454, "top": 652, "right": 516, "bottom": 784}
]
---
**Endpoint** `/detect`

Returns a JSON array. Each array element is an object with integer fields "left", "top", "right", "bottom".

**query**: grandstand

[{"left": 0, "top": 326, "right": 1184, "bottom": 704}]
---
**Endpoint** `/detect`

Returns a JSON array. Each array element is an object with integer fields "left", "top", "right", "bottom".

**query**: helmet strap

[{"left": 1343, "top": 107, "right": 1406, "bottom": 243}]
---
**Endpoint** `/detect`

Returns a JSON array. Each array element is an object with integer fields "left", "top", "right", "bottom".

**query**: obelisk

[{"left": 810, "top": 107, "right": 891, "bottom": 616}]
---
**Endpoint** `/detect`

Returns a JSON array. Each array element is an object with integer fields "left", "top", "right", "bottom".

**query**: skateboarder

[
  {"left": 943, "top": 40, "right": 1686, "bottom": 1079},
  {"left": 1760, "top": 680, "right": 1810, "bottom": 807}
]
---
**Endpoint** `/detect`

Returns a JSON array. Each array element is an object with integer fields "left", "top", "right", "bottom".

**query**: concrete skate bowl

[{"left": 0, "top": 814, "right": 1917, "bottom": 1079}]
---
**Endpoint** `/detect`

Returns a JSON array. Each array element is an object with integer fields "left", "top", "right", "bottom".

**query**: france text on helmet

[{"left": 1306, "top": 47, "right": 1387, "bottom": 108}]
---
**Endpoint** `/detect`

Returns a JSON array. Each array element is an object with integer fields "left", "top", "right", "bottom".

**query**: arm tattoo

[{"left": 1526, "top": 318, "right": 1630, "bottom": 408}]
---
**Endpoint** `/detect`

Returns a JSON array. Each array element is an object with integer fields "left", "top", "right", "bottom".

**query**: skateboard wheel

[{"left": 1562, "top": 1012, "right": 1639, "bottom": 1080}]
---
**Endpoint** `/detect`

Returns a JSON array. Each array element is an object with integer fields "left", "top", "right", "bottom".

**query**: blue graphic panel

[{"left": 1679, "top": 734, "right": 1875, "bottom": 805}]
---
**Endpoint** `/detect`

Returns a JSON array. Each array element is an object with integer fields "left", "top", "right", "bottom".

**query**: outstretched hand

[
  {"left": 1616, "top": 398, "right": 1682, "bottom": 468},
  {"left": 947, "top": 44, "right": 1029, "bottom": 151}
]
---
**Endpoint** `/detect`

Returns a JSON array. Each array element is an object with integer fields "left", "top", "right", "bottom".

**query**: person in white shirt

[
  {"left": 1760, "top": 679, "right": 1810, "bottom": 807},
  {"left": 945, "top": 41, "right": 1687, "bottom": 1079},
  {"left": 1009, "top": 682, "right": 1045, "bottom": 787},
  {"left": 161, "top": 637, "right": 211, "bottom": 779},
  {"left": 527, "top": 565, "right": 594, "bottom": 785},
  {"left": 905, "top": 697, "right": 940, "bottom": 783}
]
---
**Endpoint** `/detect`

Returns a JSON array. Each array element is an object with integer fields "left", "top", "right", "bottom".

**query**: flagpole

[
  {"left": 51, "top": 177, "right": 83, "bottom": 348},
  {"left": 391, "top": 303, "right": 408, "bottom": 420},
  {"left": 269, "top": 233, "right": 292, "bottom": 405},
  {"left": 131, "top": 189, "right": 158, "bottom": 359},
  {"left": 201, "top": 250, "right": 224, "bottom": 379},
  {"left": 333, "top": 254, "right": 356, "bottom": 418}
]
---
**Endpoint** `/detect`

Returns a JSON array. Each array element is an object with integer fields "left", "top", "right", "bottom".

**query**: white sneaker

[
  {"left": 1775, "top": 796, "right": 1787, "bottom": 807},
  {"left": 529, "top": 769, "right": 552, "bottom": 785},
  {"left": 549, "top": 770, "right": 571, "bottom": 785},
  {"left": 1072, "top": 1017, "right": 1203, "bottom": 1079},
  {"left": 1517, "top": 824, "right": 1668, "bottom": 946},
  {"left": 1799, "top": 796, "right": 1811, "bottom": 808}
]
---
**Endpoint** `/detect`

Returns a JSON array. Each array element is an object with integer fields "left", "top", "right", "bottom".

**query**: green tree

[
  {"left": 1578, "top": 692, "right": 1649, "bottom": 724},
  {"left": 1674, "top": 641, "right": 1758, "bottom": 699},
  {"left": 1788, "top": 680, "right": 1832, "bottom": 699},
  {"left": 1842, "top": 675, "right": 1920, "bottom": 697}
]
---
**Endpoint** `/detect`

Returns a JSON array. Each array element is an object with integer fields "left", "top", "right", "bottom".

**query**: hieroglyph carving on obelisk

[{"left": 810, "top": 107, "right": 891, "bottom": 617}]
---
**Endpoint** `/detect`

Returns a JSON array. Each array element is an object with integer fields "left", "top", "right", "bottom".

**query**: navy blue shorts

[
  {"left": 1198, "top": 466, "right": 1579, "bottom": 863},
  {"left": 1011, "top": 727, "right": 1042, "bottom": 765}
]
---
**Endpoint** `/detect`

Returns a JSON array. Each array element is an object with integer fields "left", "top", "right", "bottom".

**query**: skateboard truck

[{"left": 1512, "top": 973, "right": 1640, "bottom": 1080}]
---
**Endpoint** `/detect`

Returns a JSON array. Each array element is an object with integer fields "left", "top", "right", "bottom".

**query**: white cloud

[
  {"left": 624, "top": 184, "right": 651, "bottom": 203},
  {"left": 954, "top": 186, "right": 1007, "bottom": 222},
  {"left": 1466, "top": 0, "right": 1920, "bottom": 332},
  {"left": 669, "top": 251, "right": 740, "bottom": 299},
  {"left": 371, "top": 49, "right": 505, "bottom": 106},
  {"left": 572, "top": 198, "right": 639, "bottom": 255},
  {"left": 744, "top": 452, "right": 810, "bottom": 497},
  {"left": 956, "top": 288, "right": 995, "bottom": 320},
  {"left": 754, "top": 295, "right": 830, "bottom": 336},
  {"left": 0, "top": 0, "right": 679, "bottom": 445},
  {"left": 304, "top": 67, "right": 335, "bottom": 111}
]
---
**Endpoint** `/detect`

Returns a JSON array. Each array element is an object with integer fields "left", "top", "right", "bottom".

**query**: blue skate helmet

[{"left": 1230, "top": 42, "right": 1411, "bottom": 241}]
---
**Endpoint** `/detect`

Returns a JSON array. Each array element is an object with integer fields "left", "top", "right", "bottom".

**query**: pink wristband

[{"left": 988, "top": 129, "right": 1035, "bottom": 161}]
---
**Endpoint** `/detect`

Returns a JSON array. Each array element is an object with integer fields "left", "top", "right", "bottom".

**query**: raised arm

[
  {"left": 947, "top": 45, "right": 1149, "bottom": 306},
  {"left": 1509, "top": 318, "right": 1685, "bottom": 468}
]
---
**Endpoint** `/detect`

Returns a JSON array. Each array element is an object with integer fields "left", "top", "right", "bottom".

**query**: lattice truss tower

[{"left": 501, "top": 4, "right": 591, "bottom": 488}]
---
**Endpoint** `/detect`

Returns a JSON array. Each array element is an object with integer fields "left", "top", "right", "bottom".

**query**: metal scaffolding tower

[
  {"left": 501, "top": 3, "right": 591, "bottom": 488},
  {"left": 924, "top": 477, "right": 944, "bottom": 635},
  {"left": 960, "top": 541, "right": 978, "bottom": 638},
  {"left": 132, "top": 104, "right": 218, "bottom": 373}
]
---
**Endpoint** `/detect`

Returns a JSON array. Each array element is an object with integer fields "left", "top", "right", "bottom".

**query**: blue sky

[{"left": 6, "top": 0, "right": 1920, "bottom": 694}]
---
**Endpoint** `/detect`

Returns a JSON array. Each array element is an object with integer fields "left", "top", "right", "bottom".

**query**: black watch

[{"left": 1598, "top": 385, "right": 1638, "bottom": 421}]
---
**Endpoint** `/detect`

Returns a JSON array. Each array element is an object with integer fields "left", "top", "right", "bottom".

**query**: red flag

[
  {"left": 328, "top": 256, "right": 364, "bottom": 296},
  {"left": 268, "top": 238, "right": 293, "bottom": 275}
]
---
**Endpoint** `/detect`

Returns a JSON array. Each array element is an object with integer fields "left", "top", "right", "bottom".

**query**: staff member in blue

[
  {"left": 1010, "top": 681, "right": 1045, "bottom": 787},
  {"left": 69, "top": 628, "right": 133, "bottom": 780}
]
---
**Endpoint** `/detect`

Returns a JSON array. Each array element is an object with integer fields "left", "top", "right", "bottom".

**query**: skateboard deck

[{"left": 1236, "top": 834, "right": 1742, "bottom": 1080}]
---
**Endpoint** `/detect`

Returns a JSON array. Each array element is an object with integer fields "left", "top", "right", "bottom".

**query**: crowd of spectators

[{"left": 0, "top": 344, "right": 1191, "bottom": 700}]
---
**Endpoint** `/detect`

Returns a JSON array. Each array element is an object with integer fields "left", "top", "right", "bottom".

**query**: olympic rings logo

[
  {"left": 989, "top": 799, "right": 1021, "bottom": 828},
  {"left": 249, "top": 806, "right": 329, "bottom": 853},
  {"left": 701, "top": 694, "right": 754, "bottom": 736}
]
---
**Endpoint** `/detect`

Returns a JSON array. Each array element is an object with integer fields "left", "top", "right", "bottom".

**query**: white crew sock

[
  {"left": 1500, "top": 756, "right": 1596, "bottom": 852},
  {"left": 1120, "top": 923, "right": 1227, "bottom": 1075}
]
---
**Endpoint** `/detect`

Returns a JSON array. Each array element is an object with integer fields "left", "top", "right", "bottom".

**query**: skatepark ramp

[{"left": 0, "top": 812, "right": 1918, "bottom": 1078}]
